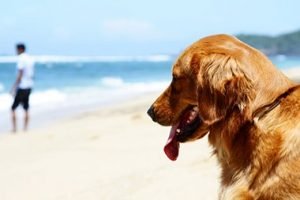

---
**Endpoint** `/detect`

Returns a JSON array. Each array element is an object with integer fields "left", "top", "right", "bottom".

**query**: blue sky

[{"left": 0, "top": 0, "right": 299, "bottom": 56}]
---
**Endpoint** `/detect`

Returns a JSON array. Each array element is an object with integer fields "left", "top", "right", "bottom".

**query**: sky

[{"left": 0, "top": 0, "right": 299, "bottom": 56}]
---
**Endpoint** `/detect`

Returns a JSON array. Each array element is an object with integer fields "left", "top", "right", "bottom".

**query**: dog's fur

[{"left": 148, "top": 34, "right": 300, "bottom": 199}]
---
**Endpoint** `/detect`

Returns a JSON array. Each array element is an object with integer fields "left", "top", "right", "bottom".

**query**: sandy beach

[{"left": 0, "top": 92, "right": 219, "bottom": 200}]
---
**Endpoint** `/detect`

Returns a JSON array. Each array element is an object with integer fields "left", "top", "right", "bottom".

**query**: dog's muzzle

[{"left": 147, "top": 106, "right": 156, "bottom": 122}]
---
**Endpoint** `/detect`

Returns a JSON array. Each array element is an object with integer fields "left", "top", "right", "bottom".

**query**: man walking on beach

[{"left": 10, "top": 43, "right": 35, "bottom": 133}]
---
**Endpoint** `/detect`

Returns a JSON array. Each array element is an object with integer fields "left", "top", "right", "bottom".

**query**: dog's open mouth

[{"left": 164, "top": 106, "right": 201, "bottom": 161}]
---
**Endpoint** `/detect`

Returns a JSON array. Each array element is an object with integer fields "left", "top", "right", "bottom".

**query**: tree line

[{"left": 236, "top": 29, "right": 300, "bottom": 56}]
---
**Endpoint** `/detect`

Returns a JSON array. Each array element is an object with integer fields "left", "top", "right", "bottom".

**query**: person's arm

[{"left": 10, "top": 69, "right": 23, "bottom": 96}]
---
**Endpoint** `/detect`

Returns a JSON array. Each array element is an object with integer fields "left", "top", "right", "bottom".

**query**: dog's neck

[
  {"left": 252, "top": 85, "right": 300, "bottom": 122},
  {"left": 209, "top": 84, "right": 300, "bottom": 185},
  {"left": 251, "top": 68, "right": 296, "bottom": 115}
]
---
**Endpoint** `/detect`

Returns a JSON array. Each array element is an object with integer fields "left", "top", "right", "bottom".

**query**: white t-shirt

[{"left": 17, "top": 53, "right": 35, "bottom": 89}]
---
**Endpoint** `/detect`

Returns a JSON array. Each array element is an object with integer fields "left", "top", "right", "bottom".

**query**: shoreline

[{"left": 0, "top": 91, "right": 162, "bottom": 134}]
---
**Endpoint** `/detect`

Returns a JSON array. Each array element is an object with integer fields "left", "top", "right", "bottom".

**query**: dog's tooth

[
  {"left": 190, "top": 112, "right": 195, "bottom": 117},
  {"left": 176, "top": 129, "right": 181, "bottom": 133},
  {"left": 187, "top": 120, "right": 190, "bottom": 123}
]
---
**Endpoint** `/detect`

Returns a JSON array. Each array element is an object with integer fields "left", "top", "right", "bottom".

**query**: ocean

[
  {"left": 0, "top": 55, "right": 300, "bottom": 133},
  {"left": 0, "top": 56, "right": 172, "bottom": 112}
]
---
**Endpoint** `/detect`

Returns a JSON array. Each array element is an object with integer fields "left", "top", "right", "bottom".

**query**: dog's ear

[{"left": 197, "top": 54, "right": 255, "bottom": 125}]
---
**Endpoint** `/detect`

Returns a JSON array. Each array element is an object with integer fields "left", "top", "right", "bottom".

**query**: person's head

[{"left": 16, "top": 43, "right": 26, "bottom": 55}]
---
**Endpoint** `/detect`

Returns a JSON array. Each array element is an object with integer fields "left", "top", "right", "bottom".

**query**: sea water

[
  {"left": 0, "top": 55, "right": 173, "bottom": 111},
  {"left": 0, "top": 55, "right": 173, "bottom": 132}
]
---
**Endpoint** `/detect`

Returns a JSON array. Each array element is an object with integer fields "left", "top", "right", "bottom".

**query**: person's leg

[
  {"left": 24, "top": 110, "right": 29, "bottom": 131},
  {"left": 23, "top": 89, "right": 31, "bottom": 132},
  {"left": 11, "top": 89, "right": 21, "bottom": 133},
  {"left": 11, "top": 110, "right": 17, "bottom": 133}
]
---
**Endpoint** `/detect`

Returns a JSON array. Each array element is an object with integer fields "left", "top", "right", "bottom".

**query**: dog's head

[{"left": 147, "top": 34, "right": 292, "bottom": 161}]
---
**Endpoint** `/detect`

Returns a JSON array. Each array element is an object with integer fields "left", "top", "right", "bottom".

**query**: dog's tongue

[{"left": 164, "top": 124, "right": 180, "bottom": 161}]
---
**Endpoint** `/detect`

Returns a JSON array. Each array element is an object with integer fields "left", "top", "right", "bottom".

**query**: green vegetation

[{"left": 236, "top": 29, "right": 300, "bottom": 56}]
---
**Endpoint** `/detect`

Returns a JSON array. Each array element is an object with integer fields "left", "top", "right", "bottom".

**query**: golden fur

[{"left": 148, "top": 34, "right": 300, "bottom": 199}]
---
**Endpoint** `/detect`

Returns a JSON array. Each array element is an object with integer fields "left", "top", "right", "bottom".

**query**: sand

[{"left": 0, "top": 93, "right": 219, "bottom": 200}]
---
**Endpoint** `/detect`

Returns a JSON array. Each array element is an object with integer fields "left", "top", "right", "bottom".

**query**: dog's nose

[{"left": 147, "top": 106, "right": 156, "bottom": 121}]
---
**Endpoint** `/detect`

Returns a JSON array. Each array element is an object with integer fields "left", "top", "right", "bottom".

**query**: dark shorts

[{"left": 11, "top": 88, "right": 32, "bottom": 111}]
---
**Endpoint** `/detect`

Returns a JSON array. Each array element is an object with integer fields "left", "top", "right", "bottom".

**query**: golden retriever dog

[{"left": 147, "top": 34, "right": 300, "bottom": 199}]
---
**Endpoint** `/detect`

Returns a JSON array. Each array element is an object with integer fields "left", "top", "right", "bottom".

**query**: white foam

[
  {"left": 0, "top": 89, "right": 67, "bottom": 112},
  {"left": 100, "top": 77, "right": 124, "bottom": 87},
  {"left": 0, "top": 56, "right": 17, "bottom": 63},
  {"left": 0, "top": 79, "right": 169, "bottom": 115},
  {"left": 0, "top": 93, "right": 13, "bottom": 111},
  {"left": 31, "top": 89, "right": 67, "bottom": 106}
]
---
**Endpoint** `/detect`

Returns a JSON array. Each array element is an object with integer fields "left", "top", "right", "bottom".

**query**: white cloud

[{"left": 101, "top": 19, "right": 162, "bottom": 41}]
